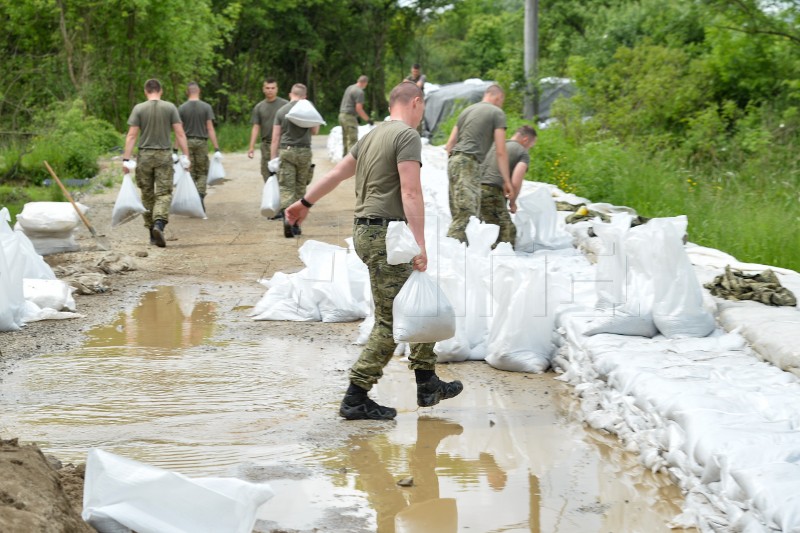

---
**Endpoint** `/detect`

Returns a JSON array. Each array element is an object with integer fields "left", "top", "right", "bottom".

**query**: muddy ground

[{"left": 0, "top": 136, "right": 691, "bottom": 533}]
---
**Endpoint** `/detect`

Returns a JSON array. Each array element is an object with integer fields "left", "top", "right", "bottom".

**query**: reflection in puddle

[{"left": 0, "top": 286, "right": 694, "bottom": 532}]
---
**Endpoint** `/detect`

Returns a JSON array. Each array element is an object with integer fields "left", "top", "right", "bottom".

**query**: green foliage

[
  {"left": 0, "top": 184, "right": 64, "bottom": 223},
  {"left": 20, "top": 100, "right": 121, "bottom": 185},
  {"left": 215, "top": 123, "right": 252, "bottom": 153}
]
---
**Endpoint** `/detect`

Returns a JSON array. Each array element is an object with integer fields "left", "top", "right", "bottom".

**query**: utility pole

[{"left": 523, "top": 0, "right": 539, "bottom": 119}]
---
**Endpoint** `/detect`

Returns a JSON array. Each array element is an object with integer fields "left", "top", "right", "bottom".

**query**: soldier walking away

[
  {"left": 248, "top": 78, "right": 289, "bottom": 187},
  {"left": 338, "top": 75, "right": 372, "bottom": 158},
  {"left": 271, "top": 83, "right": 320, "bottom": 238},
  {"left": 122, "top": 78, "right": 190, "bottom": 248},
  {"left": 405, "top": 64, "right": 427, "bottom": 135},
  {"left": 178, "top": 82, "right": 220, "bottom": 212},
  {"left": 285, "top": 82, "right": 464, "bottom": 420},
  {"left": 479, "top": 125, "right": 537, "bottom": 248},
  {"left": 444, "top": 84, "right": 510, "bottom": 244}
]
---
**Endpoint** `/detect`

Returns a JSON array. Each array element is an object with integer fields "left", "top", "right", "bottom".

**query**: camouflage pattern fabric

[
  {"left": 277, "top": 147, "right": 313, "bottom": 209},
  {"left": 479, "top": 184, "right": 516, "bottom": 248},
  {"left": 135, "top": 149, "right": 173, "bottom": 227},
  {"left": 705, "top": 265, "right": 797, "bottom": 306},
  {"left": 446, "top": 152, "right": 480, "bottom": 243},
  {"left": 259, "top": 139, "right": 271, "bottom": 182},
  {"left": 350, "top": 223, "right": 436, "bottom": 391},
  {"left": 187, "top": 137, "right": 209, "bottom": 196},
  {"left": 339, "top": 112, "right": 359, "bottom": 157}
]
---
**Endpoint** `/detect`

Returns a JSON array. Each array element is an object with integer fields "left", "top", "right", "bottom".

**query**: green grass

[
  {"left": 0, "top": 184, "right": 65, "bottom": 223},
  {"left": 529, "top": 126, "right": 800, "bottom": 272},
  {"left": 215, "top": 123, "right": 252, "bottom": 152}
]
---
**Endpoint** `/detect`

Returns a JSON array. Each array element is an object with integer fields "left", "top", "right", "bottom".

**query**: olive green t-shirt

[
  {"left": 250, "top": 97, "right": 288, "bottom": 143},
  {"left": 178, "top": 100, "right": 215, "bottom": 138},
  {"left": 274, "top": 100, "right": 313, "bottom": 148},
  {"left": 451, "top": 101, "right": 507, "bottom": 163},
  {"left": 339, "top": 84, "right": 365, "bottom": 115},
  {"left": 351, "top": 120, "right": 422, "bottom": 220},
  {"left": 127, "top": 100, "right": 181, "bottom": 150},
  {"left": 480, "top": 140, "right": 530, "bottom": 189}
]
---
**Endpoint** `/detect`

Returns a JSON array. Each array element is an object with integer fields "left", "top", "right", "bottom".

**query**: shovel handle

[{"left": 43, "top": 160, "right": 98, "bottom": 237}]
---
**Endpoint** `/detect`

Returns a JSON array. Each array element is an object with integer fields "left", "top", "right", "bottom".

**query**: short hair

[
  {"left": 291, "top": 83, "right": 307, "bottom": 97},
  {"left": 484, "top": 84, "right": 504, "bottom": 97},
  {"left": 389, "top": 81, "right": 423, "bottom": 107},
  {"left": 358, "top": 75, "right": 369, "bottom": 84},
  {"left": 411, "top": 64, "right": 421, "bottom": 70},
  {"left": 144, "top": 79, "right": 162, "bottom": 94},
  {"left": 263, "top": 78, "right": 277, "bottom": 85},
  {"left": 187, "top": 82, "right": 200, "bottom": 95},
  {"left": 516, "top": 125, "right": 537, "bottom": 138}
]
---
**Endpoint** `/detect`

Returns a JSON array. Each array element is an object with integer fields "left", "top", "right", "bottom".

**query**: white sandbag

[
  {"left": 207, "top": 151, "right": 225, "bottom": 185},
  {"left": 251, "top": 271, "right": 321, "bottom": 322},
  {"left": 286, "top": 99, "right": 326, "bottom": 128},
  {"left": 386, "top": 221, "right": 420, "bottom": 265},
  {"left": 393, "top": 270, "right": 456, "bottom": 343},
  {"left": 15, "top": 226, "right": 80, "bottom": 255},
  {"left": 82, "top": 448, "right": 273, "bottom": 533},
  {"left": 465, "top": 216, "right": 498, "bottom": 255},
  {"left": 0, "top": 235, "right": 24, "bottom": 331},
  {"left": 15, "top": 201, "right": 87, "bottom": 235},
  {"left": 485, "top": 257, "right": 557, "bottom": 373},
  {"left": 648, "top": 218, "right": 716, "bottom": 338},
  {"left": 172, "top": 155, "right": 186, "bottom": 187},
  {"left": 513, "top": 187, "right": 573, "bottom": 251},
  {"left": 1, "top": 208, "right": 55, "bottom": 280},
  {"left": 170, "top": 166, "right": 207, "bottom": 218},
  {"left": 111, "top": 174, "right": 147, "bottom": 227},
  {"left": 592, "top": 214, "right": 632, "bottom": 308},
  {"left": 23, "top": 279, "right": 76, "bottom": 312},
  {"left": 260, "top": 175, "right": 280, "bottom": 218},
  {"left": 297, "top": 240, "right": 368, "bottom": 322},
  {"left": 267, "top": 157, "right": 280, "bottom": 173},
  {"left": 433, "top": 273, "right": 471, "bottom": 362}
]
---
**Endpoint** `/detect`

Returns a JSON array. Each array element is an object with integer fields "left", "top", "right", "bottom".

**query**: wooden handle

[{"left": 43, "top": 160, "right": 97, "bottom": 236}]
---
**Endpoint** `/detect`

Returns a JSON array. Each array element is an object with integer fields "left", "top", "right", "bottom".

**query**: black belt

[
  {"left": 280, "top": 145, "right": 310, "bottom": 150},
  {"left": 186, "top": 136, "right": 207, "bottom": 140},
  {"left": 139, "top": 147, "right": 171, "bottom": 151},
  {"left": 354, "top": 217, "right": 404, "bottom": 226}
]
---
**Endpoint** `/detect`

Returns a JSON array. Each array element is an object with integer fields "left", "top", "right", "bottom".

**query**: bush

[{"left": 20, "top": 99, "right": 121, "bottom": 185}]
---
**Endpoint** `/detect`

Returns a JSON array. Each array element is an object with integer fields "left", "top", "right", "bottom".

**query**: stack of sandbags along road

[
  {"left": 0, "top": 207, "right": 81, "bottom": 331},
  {"left": 253, "top": 140, "right": 800, "bottom": 530},
  {"left": 14, "top": 201, "right": 89, "bottom": 255}
]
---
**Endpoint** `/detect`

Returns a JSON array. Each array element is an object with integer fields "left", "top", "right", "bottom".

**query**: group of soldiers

[{"left": 121, "top": 72, "right": 536, "bottom": 419}]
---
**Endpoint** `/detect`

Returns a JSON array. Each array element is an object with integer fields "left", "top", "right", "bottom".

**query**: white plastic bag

[
  {"left": 393, "top": 270, "right": 456, "bottom": 343},
  {"left": 260, "top": 175, "right": 280, "bottom": 218},
  {"left": 111, "top": 174, "right": 147, "bottom": 227},
  {"left": 513, "top": 187, "right": 573, "bottom": 251},
  {"left": 170, "top": 167, "right": 207, "bottom": 218},
  {"left": 286, "top": 99, "right": 326, "bottom": 128},
  {"left": 15, "top": 201, "right": 87, "bottom": 235},
  {"left": 267, "top": 157, "right": 280, "bottom": 173},
  {"left": 172, "top": 158, "right": 187, "bottom": 187},
  {"left": 23, "top": 279, "right": 76, "bottom": 312},
  {"left": 386, "top": 221, "right": 420, "bottom": 265},
  {"left": 207, "top": 151, "right": 225, "bottom": 185},
  {"left": 82, "top": 448, "right": 274, "bottom": 533}
]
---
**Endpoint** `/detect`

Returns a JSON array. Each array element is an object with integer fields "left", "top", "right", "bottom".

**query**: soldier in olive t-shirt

[
  {"left": 178, "top": 82, "right": 219, "bottom": 201},
  {"left": 338, "top": 76, "right": 371, "bottom": 157},
  {"left": 247, "top": 79, "right": 289, "bottom": 182},
  {"left": 444, "top": 84, "right": 509, "bottom": 243},
  {"left": 479, "top": 125, "right": 537, "bottom": 248},
  {"left": 283, "top": 82, "right": 464, "bottom": 422},
  {"left": 122, "top": 78, "right": 190, "bottom": 248}
]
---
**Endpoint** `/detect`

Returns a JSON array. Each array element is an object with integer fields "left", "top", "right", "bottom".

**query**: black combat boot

[
  {"left": 151, "top": 219, "right": 167, "bottom": 248},
  {"left": 416, "top": 373, "right": 464, "bottom": 408},
  {"left": 339, "top": 383, "right": 397, "bottom": 420}
]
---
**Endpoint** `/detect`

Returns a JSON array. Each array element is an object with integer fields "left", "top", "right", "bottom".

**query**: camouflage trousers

[
  {"left": 187, "top": 138, "right": 209, "bottom": 196},
  {"left": 350, "top": 223, "right": 437, "bottom": 391},
  {"left": 135, "top": 148, "right": 173, "bottom": 227},
  {"left": 259, "top": 139, "right": 272, "bottom": 182},
  {"left": 339, "top": 113, "right": 358, "bottom": 157},
  {"left": 446, "top": 152, "right": 480, "bottom": 243},
  {"left": 480, "top": 184, "right": 516, "bottom": 248},
  {"left": 278, "top": 147, "right": 313, "bottom": 210}
]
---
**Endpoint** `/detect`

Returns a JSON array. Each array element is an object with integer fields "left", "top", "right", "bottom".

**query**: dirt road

[{"left": 0, "top": 136, "right": 693, "bottom": 532}]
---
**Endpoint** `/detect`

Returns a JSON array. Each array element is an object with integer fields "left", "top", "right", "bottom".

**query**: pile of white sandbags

[{"left": 14, "top": 201, "right": 88, "bottom": 255}]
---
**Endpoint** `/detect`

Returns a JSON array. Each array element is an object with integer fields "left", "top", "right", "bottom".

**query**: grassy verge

[{"left": 529, "top": 126, "right": 800, "bottom": 272}]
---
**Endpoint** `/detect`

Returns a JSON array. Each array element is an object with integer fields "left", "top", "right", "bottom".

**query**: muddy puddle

[{"left": 0, "top": 286, "right": 693, "bottom": 532}]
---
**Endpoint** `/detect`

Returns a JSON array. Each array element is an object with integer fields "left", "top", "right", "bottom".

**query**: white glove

[
  {"left": 122, "top": 160, "right": 137, "bottom": 171},
  {"left": 267, "top": 157, "right": 280, "bottom": 173},
  {"left": 179, "top": 154, "right": 191, "bottom": 169},
  {"left": 171, "top": 153, "right": 178, "bottom": 163}
]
